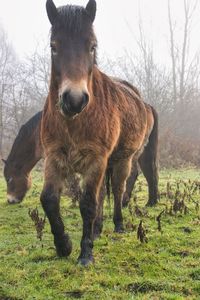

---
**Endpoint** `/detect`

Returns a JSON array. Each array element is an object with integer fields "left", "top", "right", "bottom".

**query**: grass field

[{"left": 0, "top": 168, "right": 200, "bottom": 300}]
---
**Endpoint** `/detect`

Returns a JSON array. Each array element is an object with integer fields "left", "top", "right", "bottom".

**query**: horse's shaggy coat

[{"left": 40, "top": 0, "right": 159, "bottom": 265}]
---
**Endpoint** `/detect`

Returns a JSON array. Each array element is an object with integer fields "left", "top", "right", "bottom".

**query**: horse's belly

[{"left": 109, "top": 128, "right": 148, "bottom": 164}]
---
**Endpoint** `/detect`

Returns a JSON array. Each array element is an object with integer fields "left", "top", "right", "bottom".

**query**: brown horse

[
  {"left": 3, "top": 112, "right": 42, "bottom": 204},
  {"left": 40, "top": 0, "right": 158, "bottom": 265},
  {"left": 2, "top": 105, "right": 158, "bottom": 205}
]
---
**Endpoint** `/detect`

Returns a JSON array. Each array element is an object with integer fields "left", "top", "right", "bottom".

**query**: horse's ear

[
  {"left": 2, "top": 159, "right": 6, "bottom": 165},
  {"left": 85, "top": 0, "right": 96, "bottom": 23},
  {"left": 46, "top": 0, "right": 58, "bottom": 25}
]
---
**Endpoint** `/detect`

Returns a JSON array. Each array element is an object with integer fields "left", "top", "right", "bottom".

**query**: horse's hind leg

[
  {"left": 122, "top": 161, "right": 139, "bottom": 207},
  {"left": 138, "top": 106, "right": 159, "bottom": 207},
  {"left": 138, "top": 150, "right": 158, "bottom": 206},
  {"left": 138, "top": 138, "right": 159, "bottom": 206},
  {"left": 40, "top": 158, "right": 72, "bottom": 257},
  {"left": 111, "top": 158, "right": 132, "bottom": 232}
]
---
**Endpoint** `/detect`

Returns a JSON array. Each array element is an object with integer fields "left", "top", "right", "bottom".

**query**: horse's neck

[
  {"left": 8, "top": 127, "right": 42, "bottom": 175},
  {"left": 91, "top": 66, "right": 114, "bottom": 99},
  {"left": 24, "top": 128, "right": 43, "bottom": 172}
]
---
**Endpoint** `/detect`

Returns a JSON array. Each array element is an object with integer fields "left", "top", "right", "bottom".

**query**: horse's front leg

[
  {"left": 93, "top": 181, "right": 106, "bottom": 239},
  {"left": 78, "top": 158, "right": 107, "bottom": 266},
  {"left": 40, "top": 158, "right": 72, "bottom": 257}
]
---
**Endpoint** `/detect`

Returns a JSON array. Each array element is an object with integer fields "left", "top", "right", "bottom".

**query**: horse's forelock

[{"left": 52, "top": 5, "right": 93, "bottom": 35}]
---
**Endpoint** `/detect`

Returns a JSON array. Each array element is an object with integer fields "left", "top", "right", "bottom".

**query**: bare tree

[
  {"left": 0, "top": 26, "right": 17, "bottom": 157},
  {"left": 24, "top": 42, "right": 50, "bottom": 110},
  {"left": 168, "top": 0, "right": 177, "bottom": 105},
  {"left": 168, "top": 0, "right": 199, "bottom": 104},
  {"left": 0, "top": 28, "right": 51, "bottom": 156}
]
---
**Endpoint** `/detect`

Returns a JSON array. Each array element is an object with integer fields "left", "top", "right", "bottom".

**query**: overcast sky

[{"left": 0, "top": 0, "right": 200, "bottom": 64}]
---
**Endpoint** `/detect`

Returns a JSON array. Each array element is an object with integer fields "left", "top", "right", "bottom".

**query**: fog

[
  {"left": 0, "top": 0, "right": 200, "bottom": 167},
  {"left": 0, "top": 0, "right": 200, "bottom": 63}
]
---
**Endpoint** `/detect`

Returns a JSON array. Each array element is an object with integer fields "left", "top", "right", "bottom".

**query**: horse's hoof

[
  {"left": 77, "top": 256, "right": 94, "bottom": 266},
  {"left": 146, "top": 201, "right": 157, "bottom": 207},
  {"left": 93, "top": 232, "right": 101, "bottom": 240},
  {"left": 54, "top": 234, "right": 72, "bottom": 257},
  {"left": 114, "top": 224, "right": 125, "bottom": 233},
  {"left": 93, "top": 226, "right": 102, "bottom": 240},
  {"left": 122, "top": 201, "right": 129, "bottom": 208},
  {"left": 122, "top": 193, "right": 130, "bottom": 208}
]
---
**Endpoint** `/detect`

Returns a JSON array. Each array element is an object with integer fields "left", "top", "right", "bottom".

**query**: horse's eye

[
  {"left": 7, "top": 177, "right": 13, "bottom": 184},
  {"left": 50, "top": 42, "right": 57, "bottom": 55},
  {"left": 90, "top": 45, "right": 96, "bottom": 54}
]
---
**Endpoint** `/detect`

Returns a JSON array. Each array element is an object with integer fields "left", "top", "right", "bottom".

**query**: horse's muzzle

[
  {"left": 7, "top": 194, "right": 22, "bottom": 204},
  {"left": 60, "top": 90, "right": 89, "bottom": 118}
]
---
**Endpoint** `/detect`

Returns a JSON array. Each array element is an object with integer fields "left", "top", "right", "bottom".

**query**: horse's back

[
  {"left": 105, "top": 75, "right": 158, "bottom": 165},
  {"left": 113, "top": 78, "right": 156, "bottom": 137}
]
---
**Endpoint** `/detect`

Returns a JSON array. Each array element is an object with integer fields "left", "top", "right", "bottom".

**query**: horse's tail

[
  {"left": 149, "top": 105, "right": 159, "bottom": 155},
  {"left": 141, "top": 105, "right": 159, "bottom": 166}
]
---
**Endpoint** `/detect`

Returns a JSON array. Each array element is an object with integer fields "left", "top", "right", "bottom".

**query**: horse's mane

[{"left": 7, "top": 111, "right": 42, "bottom": 162}]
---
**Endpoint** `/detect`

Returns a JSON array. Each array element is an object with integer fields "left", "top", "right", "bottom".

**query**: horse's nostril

[
  {"left": 82, "top": 93, "right": 89, "bottom": 107},
  {"left": 62, "top": 91, "right": 70, "bottom": 105}
]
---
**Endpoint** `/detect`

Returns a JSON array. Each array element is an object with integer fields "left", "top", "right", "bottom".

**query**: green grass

[{"left": 0, "top": 168, "right": 200, "bottom": 300}]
